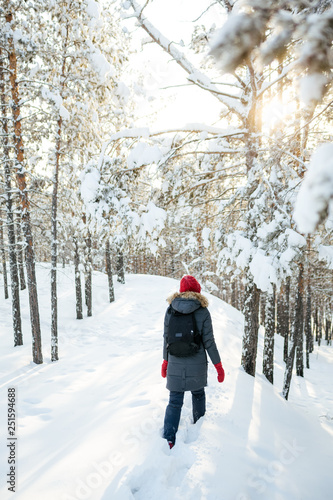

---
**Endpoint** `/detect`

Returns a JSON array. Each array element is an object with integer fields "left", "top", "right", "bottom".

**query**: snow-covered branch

[
  {"left": 107, "top": 124, "right": 245, "bottom": 141},
  {"left": 128, "top": 0, "right": 244, "bottom": 118},
  {"left": 257, "top": 61, "right": 297, "bottom": 98},
  {"left": 294, "top": 144, "right": 333, "bottom": 234},
  {"left": 209, "top": 0, "right": 333, "bottom": 105},
  {"left": 98, "top": 124, "right": 245, "bottom": 169}
]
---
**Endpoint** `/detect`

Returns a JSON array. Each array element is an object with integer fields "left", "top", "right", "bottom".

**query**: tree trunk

[
  {"left": 241, "top": 279, "right": 260, "bottom": 377},
  {"left": 0, "top": 214, "right": 9, "bottom": 300},
  {"left": 327, "top": 317, "right": 332, "bottom": 345},
  {"left": 117, "top": 251, "right": 125, "bottom": 284},
  {"left": 231, "top": 279, "right": 237, "bottom": 308},
  {"left": 50, "top": 17, "right": 70, "bottom": 360},
  {"left": 283, "top": 264, "right": 303, "bottom": 400},
  {"left": 74, "top": 236, "right": 83, "bottom": 320},
  {"left": 260, "top": 291, "right": 266, "bottom": 327},
  {"left": 51, "top": 187, "right": 59, "bottom": 361},
  {"left": 105, "top": 239, "right": 115, "bottom": 303},
  {"left": 7, "top": 10, "right": 43, "bottom": 363},
  {"left": 325, "top": 317, "right": 331, "bottom": 346},
  {"left": 276, "top": 286, "right": 284, "bottom": 337},
  {"left": 318, "top": 304, "right": 322, "bottom": 347},
  {"left": 0, "top": 48, "right": 22, "bottom": 345},
  {"left": 263, "top": 284, "right": 276, "bottom": 384},
  {"left": 314, "top": 307, "right": 319, "bottom": 343},
  {"left": 240, "top": 62, "right": 261, "bottom": 378},
  {"left": 50, "top": 113, "right": 62, "bottom": 362},
  {"left": 15, "top": 214, "right": 26, "bottom": 290},
  {"left": 85, "top": 230, "right": 92, "bottom": 317},
  {"left": 283, "top": 276, "right": 290, "bottom": 362},
  {"left": 296, "top": 283, "right": 304, "bottom": 377},
  {"left": 305, "top": 278, "right": 312, "bottom": 369}
]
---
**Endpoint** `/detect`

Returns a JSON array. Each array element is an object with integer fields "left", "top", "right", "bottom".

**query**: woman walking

[{"left": 161, "top": 275, "right": 225, "bottom": 448}]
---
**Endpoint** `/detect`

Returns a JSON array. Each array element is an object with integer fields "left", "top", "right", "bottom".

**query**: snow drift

[{"left": 0, "top": 266, "right": 332, "bottom": 500}]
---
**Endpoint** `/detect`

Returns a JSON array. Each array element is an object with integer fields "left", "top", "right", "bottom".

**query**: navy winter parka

[{"left": 163, "top": 291, "right": 221, "bottom": 392}]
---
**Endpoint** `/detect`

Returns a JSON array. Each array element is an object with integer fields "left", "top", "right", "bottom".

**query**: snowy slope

[{"left": 0, "top": 265, "right": 333, "bottom": 500}]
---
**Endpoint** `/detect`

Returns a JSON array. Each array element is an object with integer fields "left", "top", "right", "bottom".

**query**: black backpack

[{"left": 166, "top": 305, "right": 201, "bottom": 357}]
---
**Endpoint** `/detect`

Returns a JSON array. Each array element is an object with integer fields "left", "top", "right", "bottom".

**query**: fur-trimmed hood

[{"left": 167, "top": 291, "right": 209, "bottom": 308}]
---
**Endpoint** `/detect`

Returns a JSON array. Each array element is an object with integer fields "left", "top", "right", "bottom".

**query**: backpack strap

[{"left": 191, "top": 309, "right": 202, "bottom": 348}]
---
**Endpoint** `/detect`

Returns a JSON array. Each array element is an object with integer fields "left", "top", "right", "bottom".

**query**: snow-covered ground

[{"left": 0, "top": 265, "right": 333, "bottom": 500}]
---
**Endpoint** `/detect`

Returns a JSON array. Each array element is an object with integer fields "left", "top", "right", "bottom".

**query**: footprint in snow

[
  {"left": 40, "top": 413, "right": 53, "bottom": 421},
  {"left": 128, "top": 399, "right": 151, "bottom": 408},
  {"left": 28, "top": 406, "right": 51, "bottom": 414},
  {"left": 23, "top": 397, "right": 41, "bottom": 404},
  {"left": 129, "top": 447, "right": 196, "bottom": 498},
  {"left": 22, "top": 399, "right": 52, "bottom": 416},
  {"left": 184, "top": 418, "right": 203, "bottom": 444}
]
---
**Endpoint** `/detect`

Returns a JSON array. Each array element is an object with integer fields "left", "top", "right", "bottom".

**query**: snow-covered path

[{"left": 1, "top": 266, "right": 333, "bottom": 500}]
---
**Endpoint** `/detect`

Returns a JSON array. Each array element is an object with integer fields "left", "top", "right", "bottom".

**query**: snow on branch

[
  {"left": 137, "top": 201, "right": 167, "bottom": 254},
  {"left": 209, "top": 9, "right": 269, "bottom": 73},
  {"left": 209, "top": 0, "right": 333, "bottom": 105},
  {"left": 79, "top": 160, "right": 167, "bottom": 254},
  {"left": 87, "top": 44, "right": 115, "bottom": 83},
  {"left": 107, "top": 127, "right": 151, "bottom": 141},
  {"left": 318, "top": 245, "right": 333, "bottom": 270},
  {"left": 294, "top": 143, "right": 333, "bottom": 234},
  {"left": 97, "top": 124, "right": 245, "bottom": 169},
  {"left": 127, "top": 142, "right": 163, "bottom": 169},
  {"left": 219, "top": 224, "right": 307, "bottom": 293},
  {"left": 152, "top": 124, "right": 246, "bottom": 137},
  {"left": 128, "top": 0, "right": 244, "bottom": 118},
  {"left": 85, "top": 0, "right": 100, "bottom": 19},
  {"left": 107, "top": 124, "right": 245, "bottom": 141}
]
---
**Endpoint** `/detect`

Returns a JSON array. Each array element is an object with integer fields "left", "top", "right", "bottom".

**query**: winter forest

[{"left": 1, "top": 0, "right": 333, "bottom": 498}]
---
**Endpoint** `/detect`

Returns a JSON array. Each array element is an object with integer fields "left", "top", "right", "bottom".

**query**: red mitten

[
  {"left": 214, "top": 362, "right": 225, "bottom": 383},
  {"left": 161, "top": 360, "right": 168, "bottom": 378}
]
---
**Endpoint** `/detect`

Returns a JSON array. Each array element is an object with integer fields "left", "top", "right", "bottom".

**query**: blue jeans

[{"left": 163, "top": 388, "right": 206, "bottom": 445}]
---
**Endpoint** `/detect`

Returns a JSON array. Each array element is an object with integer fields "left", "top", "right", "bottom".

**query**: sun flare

[{"left": 261, "top": 94, "right": 298, "bottom": 132}]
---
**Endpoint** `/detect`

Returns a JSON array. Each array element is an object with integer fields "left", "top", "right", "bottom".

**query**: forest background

[{"left": 1, "top": 0, "right": 333, "bottom": 401}]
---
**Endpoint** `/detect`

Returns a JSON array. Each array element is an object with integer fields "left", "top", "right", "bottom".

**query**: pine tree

[
  {"left": 0, "top": 43, "right": 22, "bottom": 346},
  {"left": 5, "top": 4, "right": 43, "bottom": 363}
]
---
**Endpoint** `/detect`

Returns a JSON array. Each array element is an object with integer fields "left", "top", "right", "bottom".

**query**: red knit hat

[{"left": 180, "top": 275, "right": 201, "bottom": 293}]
